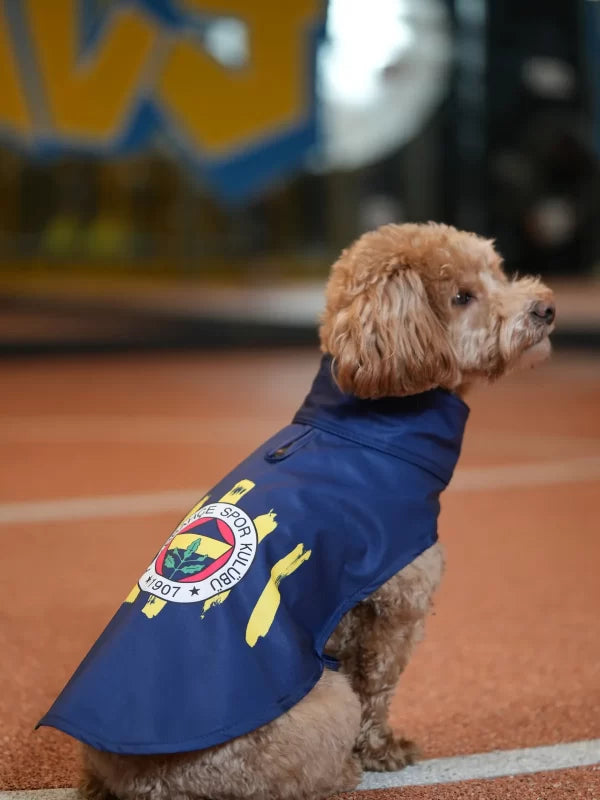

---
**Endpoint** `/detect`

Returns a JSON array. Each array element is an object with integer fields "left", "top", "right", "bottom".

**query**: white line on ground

[
  {"left": 0, "top": 793, "right": 77, "bottom": 800},
  {"left": 2, "top": 416, "right": 600, "bottom": 450},
  {"left": 1, "top": 739, "right": 598, "bottom": 799},
  {"left": 0, "top": 416, "right": 278, "bottom": 445},
  {"left": 478, "top": 429, "right": 600, "bottom": 448},
  {"left": 3, "top": 416, "right": 599, "bottom": 449},
  {"left": 0, "top": 792, "right": 78, "bottom": 800},
  {"left": 450, "top": 455, "right": 600, "bottom": 491},
  {"left": 1, "top": 456, "right": 600, "bottom": 525},
  {"left": 358, "top": 737, "right": 600, "bottom": 789},
  {"left": 0, "top": 489, "right": 201, "bottom": 523}
]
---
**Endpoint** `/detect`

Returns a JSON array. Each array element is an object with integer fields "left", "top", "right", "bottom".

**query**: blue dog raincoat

[{"left": 38, "top": 355, "right": 469, "bottom": 755}]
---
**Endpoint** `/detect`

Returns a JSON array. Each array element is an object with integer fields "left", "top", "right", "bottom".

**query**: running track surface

[{"left": 1, "top": 348, "right": 599, "bottom": 798}]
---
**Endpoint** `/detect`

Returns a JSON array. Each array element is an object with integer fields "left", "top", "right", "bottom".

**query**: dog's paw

[{"left": 357, "top": 735, "right": 419, "bottom": 771}]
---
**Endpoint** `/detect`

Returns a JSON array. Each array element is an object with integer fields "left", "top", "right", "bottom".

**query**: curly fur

[
  {"left": 81, "top": 222, "right": 554, "bottom": 800},
  {"left": 320, "top": 222, "right": 554, "bottom": 396}
]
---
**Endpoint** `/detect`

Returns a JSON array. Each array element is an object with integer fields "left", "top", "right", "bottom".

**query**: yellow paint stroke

[
  {"left": 168, "top": 532, "right": 230, "bottom": 560},
  {"left": 141, "top": 595, "right": 166, "bottom": 619},
  {"left": 124, "top": 585, "right": 140, "bottom": 604},
  {"left": 254, "top": 510, "right": 278, "bottom": 542},
  {"left": 219, "top": 479, "right": 255, "bottom": 504},
  {"left": 201, "top": 590, "right": 229, "bottom": 617},
  {"left": 245, "top": 543, "right": 311, "bottom": 647}
]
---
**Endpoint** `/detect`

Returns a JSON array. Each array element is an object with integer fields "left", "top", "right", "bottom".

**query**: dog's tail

[{"left": 79, "top": 769, "right": 120, "bottom": 800}]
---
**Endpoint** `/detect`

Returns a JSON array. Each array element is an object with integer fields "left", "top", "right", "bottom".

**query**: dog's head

[{"left": 320, "top": 222, "right": 555, "bottom": 398}]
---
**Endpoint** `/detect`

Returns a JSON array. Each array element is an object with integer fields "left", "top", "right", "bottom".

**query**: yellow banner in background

[
  {"left": 158, "top": 0, "right": 318, "bottom": 155},
  {"left": 26, "top": 0, "right": 157, "bottom": 142},
  {"left": 0, "top": 0, "right": 325, "bottom": 202},
  {"left": 0, "top": 6, "right": 30, "bottom": 133}
]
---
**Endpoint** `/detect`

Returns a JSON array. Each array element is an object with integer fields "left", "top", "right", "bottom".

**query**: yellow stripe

[
  {"left": 219, "top": 479, "right": 255, "bottom": 504},
  {"left": 245, "top": 543, "right": 311, "bottom": 647},
  {"left": 254, "top": 510, "right": 277, "bottom": 542},
  {"left": 141, "top": 595, "right": 166, "bottom": 619},
  {"left": 124, "top": 585, "right": 140, "bottom": 603}
]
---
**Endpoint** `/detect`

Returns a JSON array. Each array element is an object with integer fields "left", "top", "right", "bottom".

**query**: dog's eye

[{"left": 452, "top": 290, "right": 475, "bottom": 306}]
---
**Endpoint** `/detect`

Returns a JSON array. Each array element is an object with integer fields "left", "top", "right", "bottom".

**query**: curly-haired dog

[{"left": 39, "top": 223, "right": 555, "bottom": 800}]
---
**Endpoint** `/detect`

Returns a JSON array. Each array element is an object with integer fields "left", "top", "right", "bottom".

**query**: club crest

[{"left": 139, "top": 502, "right": 258, "bottom": 604}]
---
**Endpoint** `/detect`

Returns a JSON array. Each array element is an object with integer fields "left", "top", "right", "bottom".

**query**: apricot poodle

[{"left": 52, "top": 223, "right": 555, "bottom": 800}]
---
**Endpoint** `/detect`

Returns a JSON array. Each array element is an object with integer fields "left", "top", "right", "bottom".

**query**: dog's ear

[{"left": 321, "top": 266, "right": 460, "bottom": 398}]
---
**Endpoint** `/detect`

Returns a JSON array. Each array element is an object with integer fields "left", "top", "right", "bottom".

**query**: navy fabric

[{"left": 38, "top": 356, "right": 469, "bottom": 755}]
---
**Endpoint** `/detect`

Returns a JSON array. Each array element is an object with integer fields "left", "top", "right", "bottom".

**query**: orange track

[{"left": 1, "top": 349, "right": 599, "bottom": 793}]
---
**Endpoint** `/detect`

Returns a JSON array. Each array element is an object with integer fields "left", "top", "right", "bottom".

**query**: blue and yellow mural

[{"left": 0, "top": 0, "right": 324, "bottom": 203}]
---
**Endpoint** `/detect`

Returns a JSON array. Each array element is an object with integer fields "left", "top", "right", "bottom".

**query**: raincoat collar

[{"left": 293, "top": 355, "right": 469, "bottom": 485}]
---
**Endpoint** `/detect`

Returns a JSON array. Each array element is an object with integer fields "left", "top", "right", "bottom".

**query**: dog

[{"left": 39, "top": 223, "right": 555, "bottom": 800}]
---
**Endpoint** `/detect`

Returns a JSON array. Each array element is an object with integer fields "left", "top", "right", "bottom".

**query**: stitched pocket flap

[{"left": 265, "top": 425, "right": 315, "bottom": 462}]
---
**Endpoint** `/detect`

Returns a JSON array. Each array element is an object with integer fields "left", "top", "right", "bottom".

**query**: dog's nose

[{"left": 531, "top": 301, "right": 556, "bottom": 325}]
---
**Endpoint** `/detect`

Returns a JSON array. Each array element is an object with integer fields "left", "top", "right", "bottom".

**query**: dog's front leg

[
  {"left": 327, "top": 542, "right": 443, "bottom": 771},
  {"left": 351, "top": 604, "right": 424, "bottom": 771}
]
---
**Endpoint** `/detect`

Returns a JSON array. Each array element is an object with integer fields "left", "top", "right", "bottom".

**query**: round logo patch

[{"left": 139, "top": 502, "right": 258, "bottom": 603}]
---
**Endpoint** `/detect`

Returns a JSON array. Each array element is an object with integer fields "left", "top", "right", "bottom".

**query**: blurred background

[
  {"left": 1, "top": 0, "right": 599, "bottom": 351},
  {"left": 2, "top": 4, "right": 600, "bottom": 791}
]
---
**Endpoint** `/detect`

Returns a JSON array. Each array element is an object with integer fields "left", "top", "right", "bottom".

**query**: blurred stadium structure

[
  {"left": 0, "top": 0, "right": 600, "bottom": 352},
  {"left": 3, "top": 8, "right": 599, "bottom": 794}
]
